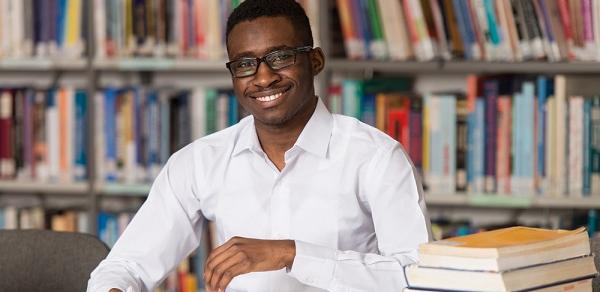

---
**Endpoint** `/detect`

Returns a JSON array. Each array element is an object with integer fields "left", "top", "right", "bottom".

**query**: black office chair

[{"left": 0, "top": 229, "right": 109, "bottom": 292}]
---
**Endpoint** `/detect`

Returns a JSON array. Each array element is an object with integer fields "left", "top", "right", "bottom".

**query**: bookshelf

[
  {"left": 0, "top": 181, "right": 88, "bottom": 195},
  {"left": 0, "top": 0, "right": 599, "bottom": 253},
  {"left": 327, "top": 60, "right": 600, "bottom": 74}
]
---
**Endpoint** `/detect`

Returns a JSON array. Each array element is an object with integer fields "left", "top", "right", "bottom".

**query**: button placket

[{"left": 270, "top": 178, "right": 291, "bottom": 239}]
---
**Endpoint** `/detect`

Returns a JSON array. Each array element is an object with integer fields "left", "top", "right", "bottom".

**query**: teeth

[{"left": 256, "top": 92, "right": 283, "bottom": 102}]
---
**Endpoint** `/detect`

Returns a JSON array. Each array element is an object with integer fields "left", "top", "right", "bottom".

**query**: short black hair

[{"left": 226, "top": 0, "right": 313, "bottom": 48}]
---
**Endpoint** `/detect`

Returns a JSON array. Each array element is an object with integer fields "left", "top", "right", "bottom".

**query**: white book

[
  {"left": 206, "top": 0, "right": 224, "bottom": 60},
  {"left": 9, "top": 0, "right": 24, "bottom": 58},
  {"left": 299, "top": 0, "right": 321, "bottom": 47},
  {"left": 46, "top": 94, "right": 59, "bottom": 182},
  {"left": 554, "top": 75, "right": 568, "bottom": 196},
  {"left": 426, "top": 94, "right": 456, "bottom": 194},
  {"left": 4, "top": 206, "right": 18, "bottom": 229},
  {"left": 377, "top": 0, "right": 411, "bottom": 60},
  {"left": 569, "top": 96, "right": 584, "bottom": 196},
  {"left": 77, "top": 211, "right": 90, "bottom": 233},
  {"left": 19, "top": 209, "right": 32, "bottom": 229},
  {"left": 190, "top": 87, "right": 206, "bottom": 140},
  {"left": 94, "top": 0, "right": 107, "bottom": 59}
]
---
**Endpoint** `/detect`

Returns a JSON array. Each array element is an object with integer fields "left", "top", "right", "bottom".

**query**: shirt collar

[
  {"left": 232, "top": 97, "right": 333, "bottom": 158},
  {"left": 293, "top": 97, "right": 333, "bottom": 158}
]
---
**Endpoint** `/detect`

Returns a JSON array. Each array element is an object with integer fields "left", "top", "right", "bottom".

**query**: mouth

[{"left": 250, "top": 86, "right": 291, "bottom": 103}]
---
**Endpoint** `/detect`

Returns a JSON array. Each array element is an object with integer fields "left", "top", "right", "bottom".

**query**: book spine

[
  {"left": 483, "top": 80, "right": 498, "bottom": 193},
  {"left": 456, "top": 96, "right": 469, "bottom": 192},
  {"left": 569, "top": 96, "right": 584, "bottom": 196},
  {"left": 366, "top": 0, "right": 387, "bottom": 59},
  {"left": 0, "top": 91, "right": 14, "bottom": 179},
  {"left": 591, "top": 96, "right": 600, "bottom": 195},
  {"left": 361, "top": 93, "right": 376, "bottom": 127},
  {"left": 349, "top": 0, "right": 369, "bottom": 59},
  {"left": 336, "top": 0, "right": 363, "bottom": 59},
  {"left": 583, "top": 98, "right": 592, "bottom": 195},
  {"left": 73, "top": 89, "right": 87, "bottom": 181},
  {"left": 103, "top": 89, "right": 118, "bottom": 182}
]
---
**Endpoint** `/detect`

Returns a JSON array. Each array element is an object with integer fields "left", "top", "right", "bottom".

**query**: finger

[
  {"left": 216, "top": 261, "right": 251, "bottom": 291},
  {"left": 205, "top": 243, "right": 241, "bottom": 287},
  {"left": 210, "top": 251, "right": 248, "bottom": 290},
  {"left": 206, "top": 236, "right": 241, "bottom": 263}
]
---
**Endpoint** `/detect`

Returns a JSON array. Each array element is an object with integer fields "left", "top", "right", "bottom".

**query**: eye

[
  {"left": 235, "top": 59, "right": 255, "bottom": 68},
  {"left": 268, "top": 51, "right": 295, "bottom": 67}
]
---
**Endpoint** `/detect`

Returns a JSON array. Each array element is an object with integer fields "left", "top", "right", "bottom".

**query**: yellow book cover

[
  {"left": 66, "top": 0, "right": 81, "bottom": 45},
  {"left": 420, "top": 226, "right": 588, "bottom": 257}
]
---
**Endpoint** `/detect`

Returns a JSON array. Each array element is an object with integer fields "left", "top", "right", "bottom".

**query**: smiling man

[{"left": 87, "top": 1, "right": 430, "bottom": 292}]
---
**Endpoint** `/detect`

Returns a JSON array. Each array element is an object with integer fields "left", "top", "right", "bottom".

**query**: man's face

[{"left": 227, "top": 16, "right": 322, "bottom": 127}]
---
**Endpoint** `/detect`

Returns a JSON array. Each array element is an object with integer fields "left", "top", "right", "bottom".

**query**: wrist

[{"left": 282, "top": 240, "right": 296, "bottom": 269}]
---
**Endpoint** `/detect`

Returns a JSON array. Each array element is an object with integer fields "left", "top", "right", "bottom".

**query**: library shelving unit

[{"left": 2, "top": 0, "right": 600, "bottom": 236}]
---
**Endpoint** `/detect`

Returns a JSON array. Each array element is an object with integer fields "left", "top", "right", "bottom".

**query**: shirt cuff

[{"left": 286, "top": 240, "right": 336, "bottom": 290}]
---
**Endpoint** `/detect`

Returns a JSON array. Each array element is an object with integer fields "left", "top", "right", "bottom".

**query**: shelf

[
  {"left": 94, "top": 58, "right": 229, "bottom": 72},
  {"left": 0, "top": 181, "right": 88, "bottom": 195},
  {"left": 426, "top": 193, "right": 600, "bottom": 209},
  {"left": 96, "top": 183, "right": 152, "bottom": 196},
  {"left": 327, "top": 60, "right": 600, "bottom": 74},
  {"left": 0, "top": 58, "right": 87, "bottom": 71}
]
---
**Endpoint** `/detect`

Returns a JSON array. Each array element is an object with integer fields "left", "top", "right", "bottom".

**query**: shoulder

[
  {"left": 331, "top": 114, "right": 399, "bottom": 154},
  {"left": 167, "top": 116, "right": 252, "bottom": 172}
]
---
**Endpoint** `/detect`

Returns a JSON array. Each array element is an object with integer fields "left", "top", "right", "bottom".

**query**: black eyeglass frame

[{"left": 225, "top": 46, "right": 313, "bottom": 78}]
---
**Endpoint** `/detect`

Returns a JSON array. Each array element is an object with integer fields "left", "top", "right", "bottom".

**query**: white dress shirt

[{"left": 87, "top": 97, "right": 431, "bottom": 292}]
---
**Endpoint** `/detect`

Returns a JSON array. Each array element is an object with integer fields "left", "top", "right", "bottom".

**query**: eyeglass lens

[{"left": 230, "top": 50, "right": 297, "bottom": 77}]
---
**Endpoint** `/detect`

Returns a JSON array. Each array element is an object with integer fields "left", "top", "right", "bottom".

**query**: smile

[
  {"left": 252, "top": 86, "right": 291, "bottom": 103},
  {"left": 256, "top": 92, "right": 284, "bottom": 102}
]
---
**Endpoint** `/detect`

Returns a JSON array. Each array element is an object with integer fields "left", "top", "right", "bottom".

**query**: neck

[{"left": 255, "top": 96, "right": 318, "bottom": 170}]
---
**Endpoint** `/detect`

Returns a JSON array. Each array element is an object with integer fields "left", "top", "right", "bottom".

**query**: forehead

[{"left": 227, "top": 16, "right": 301, "bottom": 57}]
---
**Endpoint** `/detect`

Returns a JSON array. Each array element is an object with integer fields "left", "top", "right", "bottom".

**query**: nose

[{"left": 252, "top": 61, "right": 281, "bottom": 88}]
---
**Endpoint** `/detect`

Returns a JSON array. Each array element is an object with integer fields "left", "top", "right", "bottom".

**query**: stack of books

[{"left": 405, "top": 226, "right": 598, "bottom": 291}]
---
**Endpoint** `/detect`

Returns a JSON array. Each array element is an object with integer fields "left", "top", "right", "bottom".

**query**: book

[
  {"left": 417, "top": 226, "right": 590, "bottom": 271},
  {"left": 406, "top": 255, "right": 596, "bottom": 292},
  {"left": 403, "top": 278, "right": 593, "bottom": 292}
]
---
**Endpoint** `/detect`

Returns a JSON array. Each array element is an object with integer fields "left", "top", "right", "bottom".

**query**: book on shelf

[
  {"left": 0, "top": 0, "right": 86, "bottom": 60},
  {"left": 0, "top": 87, "right": 88, "bottom": 183},
  {"left": 327, "top": 74, "right": 600, "bottom": 197},
  {"left": 0, "top": 205, "right": 89, "bottom": 233},
  {"left": 405, "top": 226, "right": 598, "bottom": 292},
  {"left": 331, "top": 0, "right": 600, "bottom": 61},
  {"left": 93, "top": 0, "right": 321, "bottom": 60},
  {"left": 95, "top": 85, "right": 247, "bottom": 186}
]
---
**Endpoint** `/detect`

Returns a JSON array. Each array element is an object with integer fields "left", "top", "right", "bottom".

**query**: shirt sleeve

[
  {"left": 87, "top": 150, "right": 205, "bottom": 292},
  {"left": 287, "top": 143, "right": 431, "bottom": 291}
]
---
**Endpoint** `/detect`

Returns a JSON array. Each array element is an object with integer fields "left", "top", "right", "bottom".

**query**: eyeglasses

[{"left": 226, "top": 46, "right": 313, "bottom": 78}]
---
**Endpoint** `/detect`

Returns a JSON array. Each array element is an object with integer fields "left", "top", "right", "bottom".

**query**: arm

[
  {"left": 203, "top": 144, "right": 431, "bottom": 291},
  {"left": 87, "top": 151, "right": 205, "bottom": 292},
  {"left": 287, "top": 143, "right": 431, "bottom": 291}
]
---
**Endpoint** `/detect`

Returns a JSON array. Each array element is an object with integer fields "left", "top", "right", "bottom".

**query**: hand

[{"left": 204, "top": 237, "right": 296, "bottom": 292}]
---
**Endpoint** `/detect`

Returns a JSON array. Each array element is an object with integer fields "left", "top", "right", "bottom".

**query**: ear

[{"left": 310, "top": 47, "right": 325, "bottom": 76}]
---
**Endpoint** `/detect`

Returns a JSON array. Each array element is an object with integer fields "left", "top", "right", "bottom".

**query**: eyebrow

[{"left": 230, "top": 45, "right": 292, "bottom": 60}]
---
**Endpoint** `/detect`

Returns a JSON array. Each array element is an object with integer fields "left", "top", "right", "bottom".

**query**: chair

[{"left": 0, "top": 229, "right": 109, "bottom": 292}]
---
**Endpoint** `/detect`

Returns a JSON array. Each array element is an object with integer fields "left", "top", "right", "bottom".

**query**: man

[{"left": 88, "top": 1, "right": 430, "bottom": 291}]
